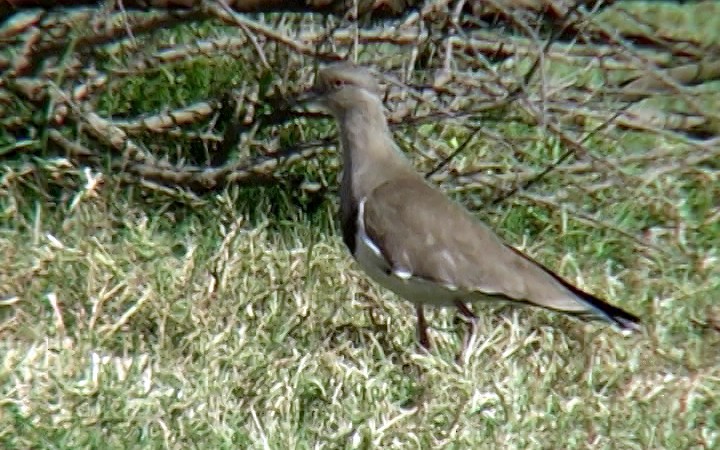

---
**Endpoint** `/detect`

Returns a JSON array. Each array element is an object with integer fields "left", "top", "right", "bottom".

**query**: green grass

[
  {"left": 2, "top": 139, "right": 719, "bottom": 448},
  {"left": 2, "top": 5, "right": 720, "bottom": 449}
]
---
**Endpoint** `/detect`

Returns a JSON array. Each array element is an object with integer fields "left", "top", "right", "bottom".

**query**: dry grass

[
  {"left": 2, "top": 2, "right": 720, "bottom": 449},
  {"left": 2, "top": 135, "right": 719, "bottom": 449}
]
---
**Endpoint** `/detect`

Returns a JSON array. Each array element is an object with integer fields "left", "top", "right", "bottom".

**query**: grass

[
  {"left": 2, "top": 138, "right": 719, "bottom": 449},
  {"left": 2, "top": 5, "right": 720, "bottom": 450}
]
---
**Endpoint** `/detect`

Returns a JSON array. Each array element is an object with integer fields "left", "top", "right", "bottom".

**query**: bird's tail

[
  {"left": 539, "top": 262, "right": 641, "bottom": 331},
  {"left": 505, "top": 244, "right": 642, "bottom": 331}
]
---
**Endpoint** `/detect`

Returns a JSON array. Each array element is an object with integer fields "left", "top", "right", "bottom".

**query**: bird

[{"left": 307, "top": 62, "right": 641, "bottom": 349}]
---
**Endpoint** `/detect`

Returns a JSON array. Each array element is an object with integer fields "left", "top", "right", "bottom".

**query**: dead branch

[{"left": 1, "top": 0, "right": 717, "bottom": 262}]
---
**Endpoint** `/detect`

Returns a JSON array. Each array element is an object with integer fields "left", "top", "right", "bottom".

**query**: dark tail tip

[
  {"left": 503, "top": 244, "right": 642, "bottom": 332},
  {"left": 552, "top": 272, "right": 642, "bottom": 332},
  {"left": 600, "top": 302, "right": 642, "bottom": 332}
]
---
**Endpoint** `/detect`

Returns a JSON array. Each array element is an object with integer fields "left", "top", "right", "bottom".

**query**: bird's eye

[{"left": 333, "top": 79, "right": 343, "bottom": 88}]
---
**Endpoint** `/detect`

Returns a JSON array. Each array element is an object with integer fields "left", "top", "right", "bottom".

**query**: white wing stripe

[{"left": 357, "top": 197, "right": 383, "bottom": 258}]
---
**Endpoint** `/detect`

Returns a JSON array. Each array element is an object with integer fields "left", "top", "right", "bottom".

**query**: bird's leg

[
  {"left": 416, "top": 304, "right": 431, "bottom": 350},
  {"left": 454, "top": 301, "right": 477, "bottom": 356}
]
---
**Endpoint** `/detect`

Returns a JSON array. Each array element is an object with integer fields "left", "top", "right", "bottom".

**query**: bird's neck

[
  {"left": 331, "top": 89, "right": 422, "bottom": 254},
  {"left": 335, "top": 96, "right": 415, "bottom": 203}
]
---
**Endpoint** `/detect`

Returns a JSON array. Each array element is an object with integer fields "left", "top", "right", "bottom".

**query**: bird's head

[{"left": 304, "top": 62, "right": 384, "bottom": 116}]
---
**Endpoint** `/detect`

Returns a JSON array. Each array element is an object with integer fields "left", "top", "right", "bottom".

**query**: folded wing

[{"left": 361, "top": 177, "right": 640, "bottom": 329}]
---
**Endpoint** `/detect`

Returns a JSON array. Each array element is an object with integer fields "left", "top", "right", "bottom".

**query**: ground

[{"left": 1, "top": 2, "right": 720, "bottom": 449}]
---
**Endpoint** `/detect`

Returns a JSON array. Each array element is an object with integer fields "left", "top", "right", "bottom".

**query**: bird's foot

[
  {"left": 416, "top": 304, "right": 432, "bottom": 351},
  {"left": 454, "top": 301, "right": 477, "bottom": 365}
]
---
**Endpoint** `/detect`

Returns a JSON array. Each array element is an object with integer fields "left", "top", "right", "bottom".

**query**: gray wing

[{"left": 361, "top": 177, "right": 590, "bottom": 313}]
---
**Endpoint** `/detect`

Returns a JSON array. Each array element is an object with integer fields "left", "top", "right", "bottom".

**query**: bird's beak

[{"left": 293, "top": 86, "right": 324, "bottom": 109}]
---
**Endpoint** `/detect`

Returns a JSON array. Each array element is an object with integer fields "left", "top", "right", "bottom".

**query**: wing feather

[
  {"left": 360, "top": 177, "right": 641, "bottom": 330},
  {"left": 362, "top": 178, "right": 527, "bottom": 297},
  {"left": 361, "top": 177, "right": 591, "bottom": 312}
]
